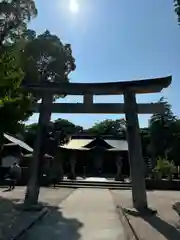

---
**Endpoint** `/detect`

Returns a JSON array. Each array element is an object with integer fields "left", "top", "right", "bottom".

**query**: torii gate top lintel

[{"left": 21, "top": 75, "right": 172, "bottom": 95}]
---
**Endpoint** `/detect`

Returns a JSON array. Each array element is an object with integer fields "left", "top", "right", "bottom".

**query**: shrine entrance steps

[{"left": 55, "top": 177, "right": 132, "bottom": 190}]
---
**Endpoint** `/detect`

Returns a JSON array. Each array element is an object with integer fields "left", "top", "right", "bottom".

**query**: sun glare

[{"left": 69, "top": 0, "right": 79, "bottom": 14}]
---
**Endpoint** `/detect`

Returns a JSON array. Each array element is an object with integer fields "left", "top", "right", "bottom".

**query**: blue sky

[{"left": 28, "top": 0, "right": 180, "bottom": 128}]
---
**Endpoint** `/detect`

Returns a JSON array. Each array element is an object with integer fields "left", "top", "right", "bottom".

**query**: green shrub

[{"left": 153, "top": 157, "right": 176, "bottom": 180}]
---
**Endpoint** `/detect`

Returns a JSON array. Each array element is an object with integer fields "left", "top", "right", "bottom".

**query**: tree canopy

[
  {"left": 0, "top": 0, "right": 76, "bottom": 137},
  {"left": 54, "top": 118, "right": 83, "bottom": 134},
  {"left": 149, "top": 97, "right": 177, "bottom": 159},
  {"left": 174, "top": 0, "right": 180, "bottom": 24},
  {"left": 0, "top": 0, "right": 37, "bottom": 137},
  {"left": 0, "top": 46, "right": 32, "bottom": 135},
  {"left": 87, "top": 119, "right": 126, "bottom": 137},
  {"left": 24, "top": 118, "right": 83, "bottom": 148},
  {"left": 21, "top": 30, "right": 76, "bottom": 86},
  {"left": 0, "top": 0, "right": 37, "bottom": 45}
]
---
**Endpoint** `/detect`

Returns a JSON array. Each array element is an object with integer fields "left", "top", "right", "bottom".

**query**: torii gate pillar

[
  {"left": 24, "top": 93, "right": 53, "bottom": 206},
  {"left": 124, "top": 90, "right": 147, "bottom": 210}
]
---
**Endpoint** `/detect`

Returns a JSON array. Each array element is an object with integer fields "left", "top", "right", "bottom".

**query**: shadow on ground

[
  {"left": 20, "top": 205, "right": 84, "bottom": 240},
  {"left": 0, "top": 195, "right": 25, "bottom": 239},
  {"left": 0, "top": 189, "right": 83, "bottom": 240},
  {"left": 124, "top": 207, "right": 180, "bottom": 240}
]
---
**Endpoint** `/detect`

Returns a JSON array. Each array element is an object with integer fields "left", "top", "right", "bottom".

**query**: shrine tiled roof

[
  {"left": 60, "top": 138, "right": 128, "bottom": 151},
  {"left": 4, "top": 133, "right": 33, "bottom": 152}
]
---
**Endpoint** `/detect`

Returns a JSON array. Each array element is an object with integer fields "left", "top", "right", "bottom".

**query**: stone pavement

[
  {"left": 0, "top": 187, "right": 74, "bottom": 240},
  {"left": 20, "top": 189, "right": 125, "bottom": 240},
  {"left": 112, "top": 190, "right": 180, "bottom": 240},
  {"left": 0, "top": 187, "right": 74, "bottom": 207}
]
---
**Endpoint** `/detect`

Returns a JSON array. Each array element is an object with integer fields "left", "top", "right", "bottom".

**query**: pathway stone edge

[
  {"left": 8, "top": 207, "right": 49, "bottom": 240},
  {"left": 116, "top": 205, "right": 139, "bottom": 240},
  {"left": 111, "top": 190, "right": 138, "bottom": 240}
]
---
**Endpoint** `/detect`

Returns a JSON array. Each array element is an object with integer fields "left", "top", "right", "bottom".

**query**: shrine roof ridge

[{"left": 22, "top": 75, "right": 172, "bottom": 95}]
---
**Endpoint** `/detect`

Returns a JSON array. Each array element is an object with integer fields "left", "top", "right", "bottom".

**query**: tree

[
  {"left": 0, "top": 0, "right": 37, "bottom": 145},
  {"left": 23, "top": 123, "right": 38, "bottom": 147},
  {"left": 174, "top": 0, "right": 180, "bottom": 24},
  {"left": 21, "top": 30, "right": 76, "bottom": 87},
  {"left": 88, "top": 119, "right": 126, "bottom": 138},
  {"left": 0, "top": 28, "right": 76, "bottom": 137},
  {"left": 0, "top": 47, "right": 23, "bottom": 96},
  {"left": 0, "top": 94, "right": 32, "bottom": 132},
  {"left": 140, "top": 128, "right": 151, "bottom": 157},
  {"left": 24, "top": 119, "right": 82, "bottom": 148},
  {"left": 149, "top": 97, "right": 177, "bottom": 162},
  {"left": 25, "top": 122, "right": 38, "bottom": 132},
  {"left": 166, "top": 119, "right": 180, "bottom": 166},
  {"left": 0, "top": 47, "right": 32, "bottom": 150},
  {"left": 0, "top": 0, "right": 37, "bottom": 45},
  {"left": 54, "top": 118, "right": 83, "bottom": 135}
]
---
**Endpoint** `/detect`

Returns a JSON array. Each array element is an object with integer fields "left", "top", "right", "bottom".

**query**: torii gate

[{"left": 21, "top": 75, "right": 172, "bottom": 211}]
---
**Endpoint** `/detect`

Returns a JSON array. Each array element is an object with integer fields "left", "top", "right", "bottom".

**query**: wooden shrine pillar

[{"left": 69, "top": 152, "right": 77, "bottom": 180}]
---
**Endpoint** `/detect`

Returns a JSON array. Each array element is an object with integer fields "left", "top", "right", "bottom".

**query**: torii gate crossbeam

[{"left": 31, "top": 102, "right": 165, "bottom": 114}]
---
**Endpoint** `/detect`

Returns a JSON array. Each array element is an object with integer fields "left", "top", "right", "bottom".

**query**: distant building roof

[
  {"left": 23, "top": 153, "right": 53, "bottom": 159},
  {"left": 60, "top": 137, "right": 128, "bottom": 151},
  {"left": 104, "top": 140, "right": 128, "bottom": 151},
  {"left": 4, "top": 133, "right": 33, "bottom": 153},
  {"left": 3, "top": 143, "right": 18, "bottom": 147},
  {"left": 61, "top": 139, "right": 92, "bottom": 150}
]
